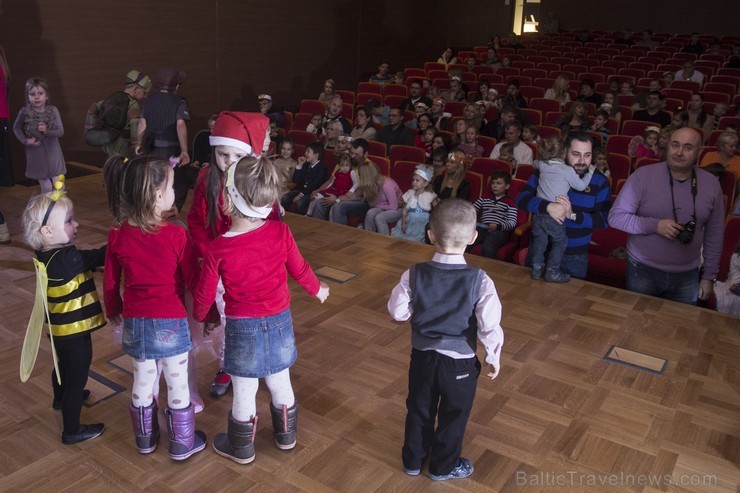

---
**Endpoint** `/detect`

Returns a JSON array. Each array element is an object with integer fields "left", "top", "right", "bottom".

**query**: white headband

[{"left": 225, "top": 162, "right": 272, "bottom": 219}]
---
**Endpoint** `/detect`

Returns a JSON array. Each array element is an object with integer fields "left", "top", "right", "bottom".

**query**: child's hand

[
  {"left": 203, "top": 321, "right": 220, "bottom": 337},
  {"left": 26, "top": 137, "right": 41, "bottom": 147},
  {"left": 487, "top": 223, "right": 497, "bottom": 232},
  {"left": 109, "top": 314, "right": 123, "bottom": 326},
  {"left": 297, "top": 156, "right": 306, "bottom": 166},
  {"left": 292, "top": 194, "right": 303, "bottom": 204},
  {"left": 315, "top": 281, "right": 330, "bottom": 303},
  {"left": 487, "top": 362, "right": 500, "bottom": 380},
  {"left": 37, "top": 122, "right": 47, "bottom": 134}
]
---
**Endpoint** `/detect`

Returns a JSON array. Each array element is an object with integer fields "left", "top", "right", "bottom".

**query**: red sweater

[
  {"left": 186, "top": 167, "right": 232, "bottom": 259},
  {"left": 193, "top": 221, "right": 320, "bottom": 321},
  {"left": 104, "top": 221, "right": 199, "bottom": 318}
]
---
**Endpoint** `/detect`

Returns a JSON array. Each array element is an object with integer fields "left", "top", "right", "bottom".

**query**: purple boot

[
  {"left": 165, "top": 404, "right": 206, "bottom": 461},
  {"left": 129, "top": 401, "right": 160, "bottom": 454}
]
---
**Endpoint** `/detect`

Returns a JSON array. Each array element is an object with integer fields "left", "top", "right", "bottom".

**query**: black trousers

[
  {"left": 52, "top": 333, "right": 93, "bottom": 434},
  {"left": 402, "top": 348, "right": 480, "bottom": 475},
  {"left": 281, "top": 190, "right": 311, "bottom": 215}
]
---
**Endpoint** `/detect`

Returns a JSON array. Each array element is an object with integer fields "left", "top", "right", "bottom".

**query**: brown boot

[
  {"left": 270, "top": 402, "right": 298, "bottom": 450},
  {"left": 213, "top": 413, "right": 257, "bottom": 464}
]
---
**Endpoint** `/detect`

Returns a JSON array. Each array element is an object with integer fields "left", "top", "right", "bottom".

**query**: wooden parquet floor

[{"left": 1, "top": 173, "right": 739, "bottom": 492}]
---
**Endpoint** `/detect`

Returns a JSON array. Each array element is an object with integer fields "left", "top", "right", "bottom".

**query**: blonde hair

[
  {"left": 717, "top": 131, "right": 738, "bottom": 150},
  {"left": 429, "top": 199, "right": 476, "bottom": 250},
  {"left": 552, "top": 75, "right": 570, "bottom": 101},
  {"left": 442, "top": 150, "right": 469, "bottom": 197},
  {"left": 103, "top": 155, "right": 172, "bottom": 232},
  {"left": 355, "top": 161, "right": 383, "bottom": 205},
  {"left": 226, "top": 156, "right": 280, "bottom": 219},
  {"left": 537, "top": 137, "right": 564, "bottom": 161},
  {"left": 22, "top": 193, "right": 73, "bottom": 251}
]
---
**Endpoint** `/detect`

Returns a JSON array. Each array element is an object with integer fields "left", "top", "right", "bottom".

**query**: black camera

[{"left": 677, "top": 220, "right": 696, "bottom": 244}]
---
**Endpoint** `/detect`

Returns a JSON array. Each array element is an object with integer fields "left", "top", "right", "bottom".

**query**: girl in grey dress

[{"left": 13, "top": 77, "right": 65, "bottom": 192}]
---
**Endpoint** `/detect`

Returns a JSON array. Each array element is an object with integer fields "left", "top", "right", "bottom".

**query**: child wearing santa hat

[{"left": 186, "top": 111, "right": 271, "bottom": 398}]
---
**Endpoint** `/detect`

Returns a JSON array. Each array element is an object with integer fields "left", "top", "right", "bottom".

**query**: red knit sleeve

[{"left": 186, "top": 168, "right": 212, "bottom": 259}]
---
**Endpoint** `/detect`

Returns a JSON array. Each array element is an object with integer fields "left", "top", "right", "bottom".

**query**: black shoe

[
  {"left": 62, "top": 423, "right": 105, "bottom": 445},
  {"left": 53, "top": 389, "right": 91, "bottom": 410}
]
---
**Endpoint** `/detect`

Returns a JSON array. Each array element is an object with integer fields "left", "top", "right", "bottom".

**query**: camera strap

[{"left": 668, "top": 164, "right": 697, "bottom": 223}]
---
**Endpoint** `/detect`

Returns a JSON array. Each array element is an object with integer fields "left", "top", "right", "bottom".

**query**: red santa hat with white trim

[{"left": 209, "top": 111, "right": 269, "bottom": 157}]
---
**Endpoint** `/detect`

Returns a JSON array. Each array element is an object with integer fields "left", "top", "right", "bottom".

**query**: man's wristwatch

[{"left": 570, "top": 213, "right": 577, "bottom": 221}]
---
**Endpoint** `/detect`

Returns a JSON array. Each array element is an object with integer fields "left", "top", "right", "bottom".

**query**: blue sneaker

[
  {"left": 428, "top": 457, "right": 474, "bottom": 481},
  {"left": 403, "top": 467, "right": 421, "bottom": 476}
]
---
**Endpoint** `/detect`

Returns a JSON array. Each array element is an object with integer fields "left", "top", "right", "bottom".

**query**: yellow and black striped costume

[{"left": 37, "top": 245, "right": 107, "bottom": 338}]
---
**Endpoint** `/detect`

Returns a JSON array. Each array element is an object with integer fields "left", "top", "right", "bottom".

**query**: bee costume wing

[{"left": 20, "top": 258, "right": 61, "bottom": 384}]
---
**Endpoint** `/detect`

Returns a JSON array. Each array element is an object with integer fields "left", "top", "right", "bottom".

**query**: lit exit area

[{"left": 512, "top": 0, "right": 545, "bottom": 35}]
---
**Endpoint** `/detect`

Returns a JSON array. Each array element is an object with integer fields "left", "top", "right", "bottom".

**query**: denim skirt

[
  {"left": 122, "top": 317, "right": 193, "bottom": 360},
  {"left": 224, "top": 309, "right": 297, "bottom": 378}
]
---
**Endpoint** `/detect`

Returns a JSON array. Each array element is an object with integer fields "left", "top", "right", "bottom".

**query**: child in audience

[
  {"left": 521, "top": 124, "right": 540, "bottom": 145},
  {"left": 430, "top": 147, "right": 447, "bottom": 175},
  {"left": 419, "top": 127, "right": 437, "bottom": 161},
  {"left": 388, "top": 198, "right": 503, "bottom": 481},
  {"left": 13, "top": 77, "right": 66, "bottom": 193},
  {"left": 457, "top": 125, "right": 484, "bottom": 159},
  {"left": 590, "top": 109, "right": 611, "bottom": 139},
  {"left": 103, "top": 155, "right": 209, "bottom": 460},
  {"left": 274, "top": 137, "right": 297, "bottom": 195},
  {"left": 187, "top": 111, "right": 271, "bottom": 399},
  {"left": 529, "top": 137, "right": 593, "bottom": 283},
  {"left": 629, "top": 126, "right": 660, "bottom": 159},
  {"left": 472, "top": 171, "right": 517, "bottom": 259},
  {"left": 306, "top": 112, "right": 324, "bottom": 136},
  {"left": 308, "top": 154, "right": 355, "bottom": 216},
  {"left": 280, "top": 142, "right": 328, "bottom": 215},
  {"left": 193, "top": 155, "right": 329, "bottom": 464},
  {"left": 498, "top": 142, "right": 518, "bottom": 170},
  {"left": 593, "top": 148, "right": 610, "bottom": 177},
  {"left": 21, "top": 184, "right": 106, "bottom": 445},
  {"left": 391, "top": 165, "right": 437, "bottom": 243}
]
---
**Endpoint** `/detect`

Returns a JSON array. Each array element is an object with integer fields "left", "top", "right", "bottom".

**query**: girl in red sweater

[
  {"left": 193, "top": 156, "right": 329, "bottom": 465},
  {"left": 103, "top": 155, "right": 207, "bottom": 461},
  {"left": 186, "top": 112, "right": 270, "bottom": 398}
]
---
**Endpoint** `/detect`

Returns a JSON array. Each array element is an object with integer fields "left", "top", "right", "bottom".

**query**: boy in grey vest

[{"left": 388, "top": 199, "right": 504, "bottom": 481}]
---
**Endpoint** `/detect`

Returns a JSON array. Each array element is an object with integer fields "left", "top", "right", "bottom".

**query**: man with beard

[
  {"left": 400, "top": 80, "right": 432, "bottom": 113},
  {"left": 516, "top": 132, "right": 611, "bottom": 279}
]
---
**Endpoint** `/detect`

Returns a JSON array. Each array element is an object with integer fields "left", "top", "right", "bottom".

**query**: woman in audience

[
  {"left": 438, "top": 47, "right": 458, "bottom": 70},
  {"left": 329, "top": 161, "right": 385, "bottom": 225},
  {"left": 432, "top": 133, "right": 452, "bottom": 156},
  {"left": 489, "top": 35, "right": 502, "bottom": 50},
  {"left": 432, "top": 149, "right": 471, "bottom": 204},
  {"left": 544, "top": 75, "right": 571, "bottom": 111},
  {"left": 463, "top": 103, "right": 484, "bottom": 132},
  {"left": 554, "top": 101, "right": 590, "bottom": 138},
  {"left": 601, "top": 91, "right": 623, "bottom": 127},
  {"left": 686, "top": 93, "right": 714, "bottom": 143},
  {"left": 351, "top": 107, "right": 376, "bottom": 141},
  {"left": 406, "top": 102, "right": 430, "bottom": 130},
  {"left": 324, "top": 120, "right": 344, "bottom": 151},
  {"left": 470, "top": 79, "right": 490, "bottom": 104},
  {"left": 318, "top": 79, "right": 335, "bottom": 103},
  {"left": 452, "top": 119, "right": 467, "bottom": 146},
  {"left": 700, "top": 131, "right": 740, "bottom": 179},
  {"left": 481, "top": 48, "right": 502, "bottom": 70}
]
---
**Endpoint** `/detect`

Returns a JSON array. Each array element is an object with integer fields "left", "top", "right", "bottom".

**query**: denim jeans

[
  {"left": 626, "top": 256, "right": 699, "bottom": 305},
  {"left": 529, "top": 213, "right": 567, "bottom": 270},
  {"left": 560, "top": 253, "right": 589, "bottom": 279},
  {"left": 123, "top": 317, "right": 192, "bottom": 359}
]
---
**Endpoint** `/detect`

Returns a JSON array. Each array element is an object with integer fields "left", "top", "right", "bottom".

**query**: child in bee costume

[{"left": 20, "top": 177, "right": 106, "bottom": 444}]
